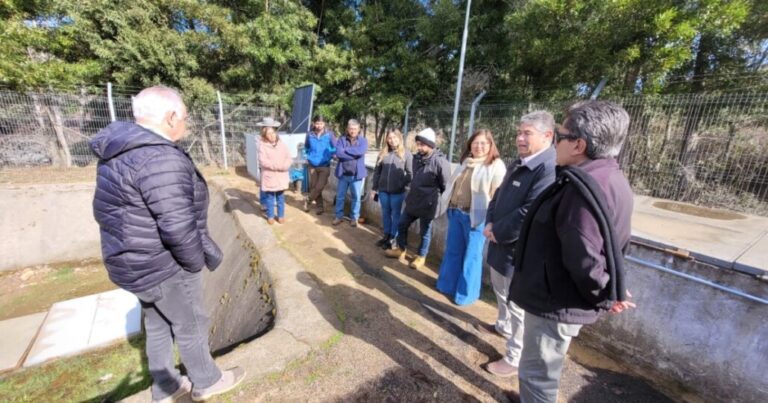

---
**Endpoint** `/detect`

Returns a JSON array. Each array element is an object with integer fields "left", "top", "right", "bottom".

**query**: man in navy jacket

[
  {"left": 90, "top": 86, "right": 244, "bottom": 402},
  {"left": 478, "top": 111, "right": 557, "bottom": 378},
  {"left": 510, "top": 101, "right": 636, "bottom": 403},
  {"left": 332, "top": 119, "right": 368, "bottom": 227}
]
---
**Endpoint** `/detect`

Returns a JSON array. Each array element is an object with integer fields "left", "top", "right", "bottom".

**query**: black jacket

[
  {"left": 90, "top": 122, "right": 223, "bottom": 293},
  {"left": 510, "top": 159, "right": 633, "bottom": 325},
  {"left": 372, "top": 151, "right": 413, "bottom": 194},
  {"left": 404, "top": 150, "right": 450, "bottom": 218},
  {"left": 486, "top": 147, "right": 556, "bottom": 276}
]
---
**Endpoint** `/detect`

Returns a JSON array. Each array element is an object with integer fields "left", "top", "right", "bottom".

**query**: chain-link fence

[
  {"left": 406, "top": 91, "right": 768, "bottom": 215},
  {"left": 0, "top": 88, "right": 275, "bottom": 170}
]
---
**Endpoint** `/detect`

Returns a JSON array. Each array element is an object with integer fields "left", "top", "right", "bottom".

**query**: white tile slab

[
  {"left": 24, "top": 294, "right": 97, "bottom": 366},
  {"left": 23, "top": 289, "right": 141, "bottom": 367},
  {"left": 88, "top": 289, "right": 141, "bottom": 347}
]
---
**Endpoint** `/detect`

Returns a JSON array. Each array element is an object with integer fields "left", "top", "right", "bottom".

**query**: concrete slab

[
  {"left": 735, "top": 231, "right": 768, "bottom": 277},
  {"left": 0, "top": 312, "right": 47, "bottom": 371},
  {"left": 24, "top": 289, "right": 140, "bottom": 367},
  {"left": 631, "top": 196, "right": 768, "bottom": 274},
  {"left": 89, "top": 289, "right": 142, "bottom": 348}
]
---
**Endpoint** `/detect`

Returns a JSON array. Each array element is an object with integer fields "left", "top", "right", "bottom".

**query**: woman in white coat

[{"left": 436, "top": 129, "right": 506, "bottom": 305}]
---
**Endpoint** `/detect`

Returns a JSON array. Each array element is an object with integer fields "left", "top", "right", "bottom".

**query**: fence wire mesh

[
  {"left": 407, "top": 92, "right": 768, "bottom": 215},
  {"left": 0, "top": 89, "right": 275, "bottom": 170}
]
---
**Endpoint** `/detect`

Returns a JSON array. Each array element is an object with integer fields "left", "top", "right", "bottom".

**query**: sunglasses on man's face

[{"left": 555, "top": 129, "right": 579, "bottom": 143}]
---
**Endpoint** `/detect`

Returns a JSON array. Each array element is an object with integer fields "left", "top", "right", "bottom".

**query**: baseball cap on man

[{"left": 415, "top": 128, "right": 436, "bottom": 148}]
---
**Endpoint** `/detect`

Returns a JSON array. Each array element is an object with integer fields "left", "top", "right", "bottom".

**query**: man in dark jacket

[
  {"left": 477, "top": 111, "right": 557, "bottom": 378},
  {"left": 90, "top": 86, "right": 244, "bottom": 403},
  {"left": 385, "top": 128, "right": 450, "bottom": 270},
  {"left": 510, "top": 101, "right": 636, "bottom": 403},
  {"left": 303, "top": 115, "right": 336, "bottom": 214}
]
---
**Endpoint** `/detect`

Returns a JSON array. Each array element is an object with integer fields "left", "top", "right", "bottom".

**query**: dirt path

[{"left": 214, "top": 176, "right": 672, "bottom": 403}]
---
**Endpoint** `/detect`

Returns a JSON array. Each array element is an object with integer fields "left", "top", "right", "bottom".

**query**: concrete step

[{"left": 0, "top": 312, "right": 47, "bottom": 372}]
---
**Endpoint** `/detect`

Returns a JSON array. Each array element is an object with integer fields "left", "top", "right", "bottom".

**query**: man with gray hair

[
  {"left": 477, "top": 111, "right": 557, "bottom": 378},
  {"left": 333, "top": 119, "right": 368, "bottom": 226},
  {"left": 90, "top": 86, "right": 245, "bottom": 402},
  {"left": 509, "top": 100, "right": 636, "bottom": 402}
]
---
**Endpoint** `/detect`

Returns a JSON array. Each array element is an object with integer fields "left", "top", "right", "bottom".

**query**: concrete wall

[
  {"left": 580, "top": 245, "right": 768, "bottom": 403},
  {"left": 203, "top": 186, "right": 275, "bottom": 353},
  {"left": 0, "top": 182, "right": 275, "bottom": 353},
  {"left": 0, "top": 183, "right": 101, "bottom": 271},
  {"left": 322, "top": 166, "right": 450, "bottom": 259}
]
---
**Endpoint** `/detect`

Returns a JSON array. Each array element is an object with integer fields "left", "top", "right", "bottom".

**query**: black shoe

[{"left": 376, "top": 235, "right": 391, "bottom": 248}]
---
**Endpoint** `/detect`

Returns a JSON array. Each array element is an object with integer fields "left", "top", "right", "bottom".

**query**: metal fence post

[
  {"left": 403, "top": 100, "right": 413, "bottom": 137},
  {"left": 217, "top": 91, "right": 228, "bottom": 170},
  {"left": 467, "top": 90, "right": 487, "bottom": 137},
  {"left": 448, "top": 0, "right": 473, "bottom": 163},
  {"left": 107, "top": 82, "right": 116, "bottom": 122},
  {"left": 590, "top": 77, "right": 608, "bottom": 100}
]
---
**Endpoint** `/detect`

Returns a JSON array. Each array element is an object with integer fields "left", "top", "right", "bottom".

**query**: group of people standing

[
  {"left": 89, "top": 84, "right": 636, "bottom": 403},
  {"left": 291, "top": 102, "right": 637, "bottom": 403}
]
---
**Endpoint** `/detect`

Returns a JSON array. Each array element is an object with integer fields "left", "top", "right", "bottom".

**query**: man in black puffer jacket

[
  {"left": 90, "top": 86, "right": 244, "bottom": 402},
  {"left": 384, "top": 128, "right": 450, "bottom": 270}
]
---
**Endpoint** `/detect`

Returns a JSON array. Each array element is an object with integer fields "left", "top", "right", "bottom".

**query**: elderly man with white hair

[{"left": 90, "top": 86, "right": 245, "bottom": 402}]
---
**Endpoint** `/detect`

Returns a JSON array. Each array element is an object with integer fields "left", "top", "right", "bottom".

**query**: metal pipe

[
  {"left": 625, "top": 255, "right": 768, "bottom": 305},
  {"left": 217, "top": 91, "right": 228, "bottom": 170},
  {"left": 403, "top": 100, "right": 413, "bottom": 138},
  {"left": 467, "top": 90, "right": 486, "bottom": 137},
  {"left": 107, "top": 82, "right": 116, "bottom": 122},
  {"left": 448, "top": 0, "right": 473, "bottom": 163},
  {"left": 590, "top": 77, "right": 608, "bottom": 100}
]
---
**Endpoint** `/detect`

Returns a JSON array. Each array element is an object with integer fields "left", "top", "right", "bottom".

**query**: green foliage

[{"left": 0, "top": 0, "right": 764, "bottom": 121}]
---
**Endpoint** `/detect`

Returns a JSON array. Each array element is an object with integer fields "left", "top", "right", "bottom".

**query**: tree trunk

[
  {"left": 44, "top": 101, "right": 72, "bottom": 168},
  {"left": 32, "top": 93, "right": 60, "bottom": 167}
]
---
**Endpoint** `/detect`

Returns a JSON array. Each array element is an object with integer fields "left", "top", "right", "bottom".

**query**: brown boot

[
  {"left": 484, "top": 358, "right": 519, "bottom": 377},
  {"left": 409, "top": 256, "right": 426, "bottom": 270},
  {"left": 384, "top": 246, "right": 406, "bottom": 259}
]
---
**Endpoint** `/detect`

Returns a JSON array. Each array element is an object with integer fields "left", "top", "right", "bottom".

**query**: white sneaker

[
  {"left": 191, "top": 367, "right": 246, "bottom": 401},
  {"left": 152, "top": 376, "right": 191, "bottom": 403}
]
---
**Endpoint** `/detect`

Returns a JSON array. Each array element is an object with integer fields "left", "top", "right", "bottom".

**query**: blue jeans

[
  {"left": 335, "top": 175, "right": 363, "bottom": 220},
  {"left": 263, "top": 191, "right": 285, "bottom": 219},
  {"left": 134, "top": 270, "right": 222, "bottom": 400},
  {"left": 379, "top": 191, "right": 405, "bottom": 237},
  {"left": 436, "top": 208, "right": 486, "bottom": 305},
  {"left": 259, "top": 190, "right": 266, "bottom": 209},
  {"left": 396, "top": 212, "right": 433, "bottom": 257}
]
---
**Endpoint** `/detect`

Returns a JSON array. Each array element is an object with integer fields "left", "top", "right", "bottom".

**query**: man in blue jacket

[
  {"left": 478, "top": 111, "right": 557, "bottom": 378},
  {"left": 90, "top": 86, "right": 244, "bottom": 402},
  {"left": 304, "top": 115, "right": 336, "bottom": 214},
  {"left": 333, "top": 119, "right": 368, "bottom": 227}
]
